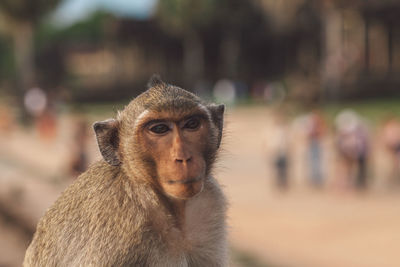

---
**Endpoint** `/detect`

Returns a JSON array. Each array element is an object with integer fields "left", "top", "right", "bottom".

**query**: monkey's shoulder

[
  {"left": 27, "top": 161, "right": 155, "bottom": 265},
  {"left": 42, "top": 160, "right": 144, "bottom": 225}
]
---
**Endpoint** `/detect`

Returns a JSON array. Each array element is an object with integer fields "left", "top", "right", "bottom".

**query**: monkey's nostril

[{"left": 175, "top": 157, "right": 192, "bottom": 163}]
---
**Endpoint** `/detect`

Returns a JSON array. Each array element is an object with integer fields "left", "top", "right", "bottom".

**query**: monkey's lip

[{"left": 166, "top": 177, "right": 201, "bottom": 185}]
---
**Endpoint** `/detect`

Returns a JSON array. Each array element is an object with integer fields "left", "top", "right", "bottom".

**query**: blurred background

[{"left": 1, "top": 0, "right": 400, "bottom": 266}]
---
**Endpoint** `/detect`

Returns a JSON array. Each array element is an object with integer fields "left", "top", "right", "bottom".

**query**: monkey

[{"left": 23, "top": 75, "right": 227, "bottom": 267}]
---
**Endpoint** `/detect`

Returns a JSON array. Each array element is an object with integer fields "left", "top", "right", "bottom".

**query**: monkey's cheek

[{"left": 162, "top": 180, "right": 204, "bottom": 200}]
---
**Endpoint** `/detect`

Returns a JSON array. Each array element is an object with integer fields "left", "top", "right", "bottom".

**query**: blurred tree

[
  {"left": 213, "top": 0, "right": 271, "bottom": 79},
  {"left": 156, "top": 0, "right": 217, "bottom": 84},
  {"left": 35, "top": 11, "right": 111, "bottom": 91},
  {"left": 0, "top": 35, "right": 15, "bottom": 82},
  {"left": 157, "top": 0, "right": 273, "bottom": 84},
  {"left": 0, "top": 0, "right": 62, "bottom": 121}
]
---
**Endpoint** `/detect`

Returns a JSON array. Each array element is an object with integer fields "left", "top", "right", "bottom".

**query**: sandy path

[{"left": 219, "top": 106, "right": 400, "bottom": 267}]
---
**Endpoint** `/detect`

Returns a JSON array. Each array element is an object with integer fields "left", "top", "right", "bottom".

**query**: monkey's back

[{"left": 23, "top": 161, "right": 159, "bottom": 266}]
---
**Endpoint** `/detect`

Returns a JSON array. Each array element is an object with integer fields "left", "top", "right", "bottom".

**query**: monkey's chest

[
  {"left": 161, "top": 198, "right": 225, "bottom": 263},
  {"left": 164, "top": 214, "right": 211, "bottom": 251}
]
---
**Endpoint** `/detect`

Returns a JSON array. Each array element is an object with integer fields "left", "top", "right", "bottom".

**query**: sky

[{"left": 52, "top": 0, "right": 158, "bottom": 27}]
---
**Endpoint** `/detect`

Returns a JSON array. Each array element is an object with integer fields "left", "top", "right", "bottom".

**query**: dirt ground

[
  {"left": 0, "top": 106, "right": 400, "bottom": 267},
  {"left": 220, "top": 107, "right": 400, "bottom": 267}
]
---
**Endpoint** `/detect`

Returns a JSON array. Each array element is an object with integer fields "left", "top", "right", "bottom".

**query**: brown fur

[{"left": 23, "top": 76, "right": 227, "bottom": 267}]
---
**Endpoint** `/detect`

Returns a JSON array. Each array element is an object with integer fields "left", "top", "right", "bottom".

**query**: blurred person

[
  {"left": 69, "top": 118, "right": 89, "bottom": 177},
  {"left": 380, "top": 116, "right": 400, "bottom": 187},
  {"left": 0, "top": 105, "right": 15, "bottom": 135},
  {"left": 335, "top": 110, "right": 369, "bottom": 190},
  {"left": 36, "top": 105, "right": 57, "bottom": 141},
  {"left": 263, "top": 82, "right": 286, "bottom": 105},
  {"left": 213, "top": 79, "right": 236, "bottom": 105},
  {"left": 24, "top": 87, "right": 58, "bottom": 141},
  {"left": 250, "top": 80, "right": 268, "bottom": 100},
  {"left": 267, "top": 110, "right": 291, "bottom": 190},
  {"left": 305, "top": 110, "right": 326, "bottom": 187},
  {"left": 24, "top": 87, "right": 47, "bottom": 118}
]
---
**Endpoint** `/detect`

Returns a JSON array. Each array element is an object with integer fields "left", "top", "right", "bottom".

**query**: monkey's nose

[{"left": 175, "top": 156, "right": 192, "bottom": 164}]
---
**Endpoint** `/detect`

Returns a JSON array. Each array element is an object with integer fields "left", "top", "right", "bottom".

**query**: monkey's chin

[{"left": 162, "top": 179, "right": 204, "bottom": 200}]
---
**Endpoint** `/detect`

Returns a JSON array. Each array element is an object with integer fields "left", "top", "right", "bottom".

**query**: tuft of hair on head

[{"left": 147, "top": 74, "right": 165, "bottom": 89}]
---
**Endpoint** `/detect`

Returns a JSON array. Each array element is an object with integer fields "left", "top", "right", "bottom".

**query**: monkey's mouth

[
  {"left": 162, "top": 175, "right": 204, "bottom": 199},
  {"left": 167, "top": 177, "right": 201, "bottom": 185}
]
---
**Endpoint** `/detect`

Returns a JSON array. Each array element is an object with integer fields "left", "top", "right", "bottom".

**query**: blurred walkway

[
  {"left": 1, "top": 107, "right": 400, "bottom": 267},
  {"left": 219, "top": 106, "right": 400, "bottom": 267},
  {"left": 0, "top": 130, "right": 68, "bottom": 267}
]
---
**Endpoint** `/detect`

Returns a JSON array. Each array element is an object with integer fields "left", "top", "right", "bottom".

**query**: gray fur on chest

[{"left": 151, "top": 188, "right": 228, "bottom": 267}]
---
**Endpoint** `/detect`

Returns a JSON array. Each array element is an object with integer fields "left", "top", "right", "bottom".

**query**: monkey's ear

[
  {"left": 93, "top": 119, "right": 121, "bottom": 166},
  {"left": 208, "top": 104, "right": 225, "bottom": 148},
  {"left": 147, "top": 74, "right": 165, "bottom": 88}
]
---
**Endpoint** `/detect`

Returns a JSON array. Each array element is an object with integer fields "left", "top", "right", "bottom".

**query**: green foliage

[
  {"left": 36, "top": 11, "right": 112, "bottom": 48},
  {"left": 0, "top": 0, "right": 61, "bottom": 22},
  {"left": 231, "top": 247, "right": 276, "bottom": 267},
  {"left": 0, "top": 36, "right": 15, "bottom": 80},
  {"left": 323, "top": 98, "right": 400, "bottom": 125},
  {"left": 156, "top": 0, "right": 217, "bottom": 34}
]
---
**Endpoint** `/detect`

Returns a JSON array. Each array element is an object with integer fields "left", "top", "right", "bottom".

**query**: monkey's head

[{"left": 94, "top": 75, "right": 224, "bottom": 200}]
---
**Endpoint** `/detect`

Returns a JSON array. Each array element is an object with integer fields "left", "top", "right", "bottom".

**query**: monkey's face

[
  {"left": 94, "top": 78, "right": 225, "bottom": 200},
  {"left": 138, "top": 110, "right": 210, "bottom": 199}
]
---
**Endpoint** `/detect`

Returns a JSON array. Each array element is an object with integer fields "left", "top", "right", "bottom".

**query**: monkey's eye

[
  {"left": 184, "top": 118, "right": 200, "bottom": 130},
  {"left": 149, "top": 124, "right": 170, "bottom": 134}
]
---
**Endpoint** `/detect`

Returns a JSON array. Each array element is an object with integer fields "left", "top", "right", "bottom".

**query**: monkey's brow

[
  {"left": 142, "top": 113, "right": 207, "bottom": 126},
  {"left": 182, "top": 113, "right": 208, "bottom": 121},
  {"left": 144, "top": 119, "right": 168, "bottom": 125}
]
